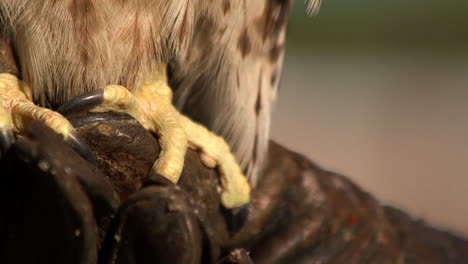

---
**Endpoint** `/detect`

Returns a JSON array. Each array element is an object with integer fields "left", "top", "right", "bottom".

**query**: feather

[
  {"left": 170, "top": 0, "right": 292, "bottom": 186},
  {"left": 306, "top": 0, "right": 322, "bottom": 16},
  {"left": 0, "top": 0, "right": 298, "bottom": 186}
]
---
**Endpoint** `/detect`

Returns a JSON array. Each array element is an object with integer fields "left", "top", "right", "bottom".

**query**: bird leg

[
  {"left": 58, "top": 66, "right": 251, "bottom": 209},
  {"left": 0, "top": 73, "right": 94, "bottom": 161}
]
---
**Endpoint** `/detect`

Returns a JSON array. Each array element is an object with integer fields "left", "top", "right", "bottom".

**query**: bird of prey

[{"left": 0, "top": 0, "right": 321, "bottom": 209}]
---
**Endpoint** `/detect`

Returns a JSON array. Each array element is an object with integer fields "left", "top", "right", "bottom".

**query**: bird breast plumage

[{"left": 0, "top": 0, "right": 295, "bottom": 185}]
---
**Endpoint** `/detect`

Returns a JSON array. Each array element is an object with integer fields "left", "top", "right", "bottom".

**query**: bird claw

[
  {"left": 0, "top": 128, "right": 15, "bottom": 158},
  {"left": 0, "top": 73, "right": 95, "bottom": 164},
  {"left": 66, "top": 131, "right": 96, "bottom": 164},
  {"left": 58, "top": 89, "right": 104, "bottom": 117},
  {"left": 223, "top": 204, "right": 250, "bottom": 235},
  {"left": 57, "top": 68, "right": 250, "bottom": 209},
  {"left": 0, "top": 70, "right": 250, "bottom": 209}
]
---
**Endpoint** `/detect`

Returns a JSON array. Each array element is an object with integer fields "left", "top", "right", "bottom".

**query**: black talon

[
  {"left": 143, "top": 171, "right": 175, "bottom": 187},
  {"left": 57, "top": 89, "right": 104, "bottom": 117},
  {"left": 67, "top": 131, "right": 96, "bottom": 164},
  {"left": 0, "top": 128, "right": 15, "bottom": 158},
  {"left": 223, "top": 203, "right": 249, "bottom": 236},
  {"left": 56, "top": 90, "right": 104, "bottom": 164}
]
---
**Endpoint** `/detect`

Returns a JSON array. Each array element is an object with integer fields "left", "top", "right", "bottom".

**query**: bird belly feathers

[{"left": 0, "top": 0, "right": 293, "bottom": 184}]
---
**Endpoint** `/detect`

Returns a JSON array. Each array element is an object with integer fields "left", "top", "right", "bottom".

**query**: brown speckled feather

[
  {"left": 0, "top": 0, "right": 320, "bottom": 185},
  {"left": 307, "top": 0, "right": 322, "bottom": 15},
  {"left": 169, "top": 0, "right": 295, "bottom": 185}
]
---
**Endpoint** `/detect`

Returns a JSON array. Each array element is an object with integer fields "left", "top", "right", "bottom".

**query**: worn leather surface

[{"left": 1, "top": 113, "right": 467, "bottom": 263}]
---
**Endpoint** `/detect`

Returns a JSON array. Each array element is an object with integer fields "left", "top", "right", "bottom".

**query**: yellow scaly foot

[
  {"left": 0, "top": 73, "right": 94, "bottom": 161},
  {"left": 60, "top": 67, "right": 250, "bottom": 209}
]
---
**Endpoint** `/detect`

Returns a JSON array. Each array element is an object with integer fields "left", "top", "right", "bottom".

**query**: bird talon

[
  {"left": 61, "top": 68, "right": 251, "bottom": 209},
  {"left": 0, "top": 128, "right": 15, "bottom": 158},
  {"left": 0, "top": 73, "right": 95, "bottom": 163},
  {"left": 67, "top": 131, "right": 96, "bottom": 164},
  {"left": 0, "top": 104, "right": 15, "bottom": 158},
  {"left": 0, "top": 70, "right": 251, "bottom": 209},
  {"left": 57, "top": 89, "right": 104, "bottom": 117},
  {"left": 223, "top": 204, "right": 249, "bottom": 235}
]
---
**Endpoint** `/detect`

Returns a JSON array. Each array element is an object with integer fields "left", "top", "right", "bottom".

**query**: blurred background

[{"left": 272, "top": 0, "right": 468, "bottom": 237}]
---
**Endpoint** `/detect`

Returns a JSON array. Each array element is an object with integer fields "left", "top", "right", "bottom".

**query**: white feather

[{"left": 306, "top": 0, "right": 322, "bottom": 15}]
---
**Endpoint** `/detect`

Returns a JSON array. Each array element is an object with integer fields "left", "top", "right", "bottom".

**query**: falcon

[{"left": 0, "top": 0, "right": 321, "bottom": 209}]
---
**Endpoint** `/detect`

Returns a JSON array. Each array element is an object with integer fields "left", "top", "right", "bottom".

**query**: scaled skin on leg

[
  {"left": 0, "top": 73, "right": 74, "bottom": 140},
  {"left": 0, "top": 69, "right": 250, "bottom": 209},
  {"left": 91, "top": 68, "right": 250, "bottom": 208}
]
